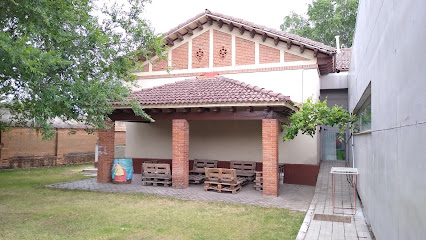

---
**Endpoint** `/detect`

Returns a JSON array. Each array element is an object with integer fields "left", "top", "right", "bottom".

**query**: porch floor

[
  {"left": 297, "top": 161, "right": 374, "bottom": 240},
  {"left": 47, "top": 174, "right": 314, "bottom": 211}
]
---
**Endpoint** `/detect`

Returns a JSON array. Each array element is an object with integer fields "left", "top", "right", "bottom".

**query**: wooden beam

[
  {"left": 212, "top": 107, "right": 221, "bottom": 112},
  {"left": 246, "top": 106, "right": 253, "bottom": 112},
  {"left": 197, "top": 107, "right": 206, "bottom": 113},
  {"left": 196, "top": 20, "right": 204, "bottom": 30},
  {"left": 250, "top": 29, "right": 256, "bottom": 38},
  {"left": 264, "top": 106, "right": 272, "bottom": 112},
  {"left": 239, "top": 26, "right": 245, "bottom": 35},
  {"left": 287, "top": 40, "right": 292, "bottom": 49},
  {"left": 314, "top": 49, "right": 319, "bottom": 57},
  {"left": 166, "top": 37, "right": 174, "bottom": 47},
  {"left": 175, "top": 32, "right": 184, "bottom": 41},
  {"left": 207, "top": 16, "right": 213, "bottom": 25},
  {"left": 274, "top": 37, "right": 279, "bottom": 46},
  {"left": 217, "top": 19, "right": 224, "bottom": 28},
  {"left": 151, "top": 108, "right": 161, "bottom": 113},
  {"left": 228, "top": 106, "right": 236, "bottom": 112},
  {"left": 300, "top": 44, "right": 306, "bottom": 53},
  {"left": 165, "top": 108, "right": 176, "bottom": 113},
  {"left": 110, "top": 110, "right": 283, "bottom": 121},
  {"left": 227, "top": 22, "right": 234, "bottom": 32},
  {"left": 185, "top": 27, "right": 193, "bottom": 35},
  {"left": 183, "top": 108, "right": 191, "bottom": 113},
  {"left": 261, "top": 33, "right": 267, "bottom": 42},
  {"left": 122, "top": 109, "right": 132, "bottom": 114}
]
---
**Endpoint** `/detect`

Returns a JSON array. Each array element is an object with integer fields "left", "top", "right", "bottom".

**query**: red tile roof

[
  {"left": 336, "top": 48, "right": 352, "bottom": 71},
  {"left": 164, "top": 9, "right": 336, "bottom": 55},
  {"left": 120, "top": 76, "right": 294, "bottom": 106}
]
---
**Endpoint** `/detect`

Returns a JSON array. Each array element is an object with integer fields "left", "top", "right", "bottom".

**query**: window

[{"left": 356, "top": 96, "right": 371, "bottom": 132}]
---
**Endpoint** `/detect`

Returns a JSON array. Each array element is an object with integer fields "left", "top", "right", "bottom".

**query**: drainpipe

[{"left": 335, "top": 36, "right": 341, "bottom": 53}]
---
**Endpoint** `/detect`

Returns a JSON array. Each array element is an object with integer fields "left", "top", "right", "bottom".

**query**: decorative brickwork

[
  {"left": 213, "top": 30, "right": 232, "bottom": 67},
  {"left": 259, "top": 44, "right": 280, "bottom": 64},
  {"left": 152, "top": 58, "right": 168, "bottom": 71},
  {"left": 236, "top": 37, "right": 255, "bottom": 65},
  {"left": 262, "top": 119, "right": 279, "bottom": 196},
  {"left": 172, "top": 42, "right": 188, "bottom": 70},
  {"left": 192, "top": 31, "right": 210, "bottom": 68},
  {"left": 172, "top": 119, "right": 189, "bottom": 189},
  {"left": 97, "top": 122, "right": 115, "bottom": 183},
  {"left": 284, "top": 51, "right": 309, "bottom": 62}
]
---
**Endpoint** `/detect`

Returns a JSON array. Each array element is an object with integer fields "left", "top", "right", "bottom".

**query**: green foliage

[
  {"left": 0, "top": 0, "right": 166, "bottom": 139},
  {"left": 281, "top": 0, "right": 359, "bottom": 47},
  {"left": 283, "top": 98, "right": 358, "bottom": 142}
]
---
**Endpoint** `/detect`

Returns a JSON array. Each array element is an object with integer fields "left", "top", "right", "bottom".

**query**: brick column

[
  {"left": 172, "top": 119, "right": 189, "bottom": 189},
  {"left": 97, "top": 121, "right": 115, "bottom": 183},
  {"left": 262, "top": 119, "right": 279, "bottom": 197}
]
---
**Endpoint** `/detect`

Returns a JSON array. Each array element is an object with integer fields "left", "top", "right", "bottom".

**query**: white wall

[
  {"left": 348, "top": 0, "right": 426, "bottom": 239},
  {"left": 125, "top": 120, "right": 319, "bottom": 165}
]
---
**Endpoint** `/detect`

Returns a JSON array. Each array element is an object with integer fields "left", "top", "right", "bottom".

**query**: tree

[
  {"left": 281, "top": 0, "right": 359, "bottom": 47},
  {"left": 0, "top": 0, "right": 166, "bottom": 139},
  {"left": 283, "top": 98, "right": 358, "bottom": 142}
]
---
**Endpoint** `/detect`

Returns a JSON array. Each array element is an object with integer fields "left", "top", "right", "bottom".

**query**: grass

[{"left": 0, "top": 164, "right": 305, "bottom": 240}]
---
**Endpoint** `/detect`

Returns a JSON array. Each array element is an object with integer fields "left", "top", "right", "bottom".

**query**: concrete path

[
  {"left": 297, "top": 161, "right": 374, "bottom": 240},
  {"left": 47, "top": 174, "right": 314, "bottom": 211}
]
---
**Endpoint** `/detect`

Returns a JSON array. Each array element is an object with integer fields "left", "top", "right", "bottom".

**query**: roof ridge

[{"left": 162, "top": 10, "right": 336, "bottom": 53}]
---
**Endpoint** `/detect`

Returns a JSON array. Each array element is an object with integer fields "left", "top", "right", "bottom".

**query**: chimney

[{"left": 335, "top": 35, "right": 341, "bottom": 53}]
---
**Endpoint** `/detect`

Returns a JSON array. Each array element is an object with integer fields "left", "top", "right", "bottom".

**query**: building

[
  {"left": 98, "top": 10, "right": 345, "bottom": 196},
  {"left": 347, "top": 0, "right": 426, "bottom": 239}
]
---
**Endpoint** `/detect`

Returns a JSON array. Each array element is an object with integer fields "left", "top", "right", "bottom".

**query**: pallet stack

[
  {"left": 254, "top": 171, "right": 263, "bottom": 191},
  {"left": 204, "top": 168, "right": 244, "bottom": 194},
  {"left": 189, "top": 159, "right": 218, "bottom": 184},
  {"left": 141, "top": 163, "right": 172, "bottom": 187}
]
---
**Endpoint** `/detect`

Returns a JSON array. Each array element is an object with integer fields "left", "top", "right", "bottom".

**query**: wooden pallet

[
  {"left": 189, "top": 174, "right": 205, "bottom": 184},
  {"left": 190, "top": 159, "right": 218, "bottom": 175},
  {"left": 141, "top": 163, "right": 171, "bottom": 187},
  {"left": 204, "top": 168, "right": 243, "bottom": 194},
  {"left": 231, "top": 161, "right": 256, "bottom": 181},
  {"left": 254, "top": 171, "right": 263, "bottom": 191}
]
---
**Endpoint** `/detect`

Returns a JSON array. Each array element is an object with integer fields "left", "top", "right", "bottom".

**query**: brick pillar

[
  {"left": 262, "top": 119, "right": 279, "bottom": 197},
  {"left": 172, "top": 119, "right": 189, "bottom": 189},
  {"left": 56, "top": 129, "right": 64, "bottom": 165},
  {"left": 97, "top": 121, "right": 115, "bottom": 183}
]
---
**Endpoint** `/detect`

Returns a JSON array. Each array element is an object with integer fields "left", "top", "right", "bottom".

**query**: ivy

[{"left": 283, "top": 98, "right": 358, "bottom": 142}]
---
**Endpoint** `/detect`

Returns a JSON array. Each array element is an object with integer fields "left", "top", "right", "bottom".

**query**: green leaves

[
  {"left": 280, "top": 0, "right": 359, "bottom": 47},
  {"left": 0, "top": 0, "right": 166, "bottom": 139},
  {"left": 283, "top": 98, "right": 358, "bottom": 142}
]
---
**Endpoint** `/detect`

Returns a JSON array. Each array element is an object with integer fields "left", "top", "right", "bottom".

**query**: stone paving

[
  {"left": 47, "top": 174, "right": 315, "bottom": 211},
  {"left": 297, "top": 161, "right": 374, "bottom": 240}
]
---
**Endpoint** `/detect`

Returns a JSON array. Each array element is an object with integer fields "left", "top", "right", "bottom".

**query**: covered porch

[{"left": 97, "top": 76, "right": 298, "bottom": 197}]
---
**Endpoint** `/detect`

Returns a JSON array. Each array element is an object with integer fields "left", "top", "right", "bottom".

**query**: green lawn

[{"left": 0, "top": 164, "right": 305, "bottom": 240}]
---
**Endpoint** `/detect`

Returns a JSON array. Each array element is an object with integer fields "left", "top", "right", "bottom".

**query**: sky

[{"left": 141, "top": 0, "right": 313, "bottom": 34}]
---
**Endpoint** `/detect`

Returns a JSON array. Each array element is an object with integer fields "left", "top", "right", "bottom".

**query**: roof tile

[{"left": 116, "top": 76, "right": 294, "bottom": 106}]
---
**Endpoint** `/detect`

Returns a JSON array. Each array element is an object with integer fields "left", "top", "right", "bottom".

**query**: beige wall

[{"left": 125, "top": 120, "right": 319, "bottom": 165}]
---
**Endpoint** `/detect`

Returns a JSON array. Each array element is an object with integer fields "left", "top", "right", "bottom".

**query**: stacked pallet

[
  {"left": 141, "top": 163, "right": 171, "bottom": 187},
  {"left": 231, "top": 161, "right": 256, "bottom": 183},
  {"left": 254, "top": 171, "right": 263, "bottom": 191},
  {"left": 204, "top": 168, "right": 244, "bottom": 194},
  {"left": 189, "top": 159, "right": 218, "bottom": 184}
]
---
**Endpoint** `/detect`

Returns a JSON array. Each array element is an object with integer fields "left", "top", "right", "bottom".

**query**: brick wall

[
  {"left": 285, "top": 51, "right": 309, "bottom": 62},
  {"left": 192, "top": 31, "right": 210, "bottom": 69},
  {"left": 172, "top": 42, "right": 188, "bottom": 70},
  {"left": 236, "top": 37, "right": 255, "bottom": 65},
  {"left": 97, "top": 122, "right": 115, "bottom": 183},
  {"left": 213, "top": 30, "right": 232, "bottom": 67},
  {"left": 0, "top": 127, "right": 97, "bottom": 169},
  {"left": 172, "top": 119, "right": 189, "bottom": 189},
  {"left": 262, "top": 119, "right": 279, "bottom": 196},
  {"left": 260, "top": 44, "right": 280, "bottom": 64},
  {"left": 152, "top": 58, "right": 168, "bottom": 71}
]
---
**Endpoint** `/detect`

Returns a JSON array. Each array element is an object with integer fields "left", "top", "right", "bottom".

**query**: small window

[{"left": 356, "top": 96, "right": 371, "bottom": 132}]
